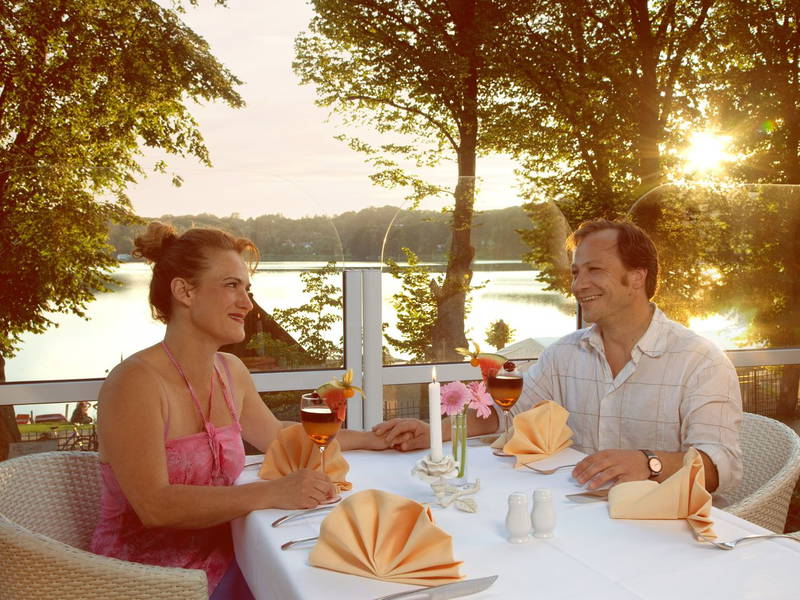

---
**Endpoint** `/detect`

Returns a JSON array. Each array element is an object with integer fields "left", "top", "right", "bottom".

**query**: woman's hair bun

[{"left": 132, "top": 221, "right": 178, "bottom": 262}]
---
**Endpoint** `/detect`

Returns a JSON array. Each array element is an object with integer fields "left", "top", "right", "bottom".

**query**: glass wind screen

[
  {"left": 628, "top": 183, "right": 800, "bottom": 351},
  {"left": 379, "top": 176, "right": 577, "bottom": 366},
  {"left": 2, "top": 166, "right": 346, "bottom": 383}
]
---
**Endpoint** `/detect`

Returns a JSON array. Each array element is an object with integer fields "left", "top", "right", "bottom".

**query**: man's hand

[
  {"left": 571, "top": 449, "right": 650, "bottom": 490},
  {"left": 372, "top": 418, "right": 429, "bottom": 451}
]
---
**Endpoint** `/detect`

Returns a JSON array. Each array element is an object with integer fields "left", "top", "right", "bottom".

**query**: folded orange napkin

[
  {"left": 502, "top": 401, "right": 573, "bottom": 467},
  {"left": 309, "top": 489, "right": 463, "bottom": 586},
  {"left": 258, "top": 423, "right": 352, "bottom": 491},
  {"left": 608, "top": 448, "right": 715, "bottom": 539}
]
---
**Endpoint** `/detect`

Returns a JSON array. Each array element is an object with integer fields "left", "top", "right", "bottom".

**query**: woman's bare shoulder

[
  {"left": 216, "top": 351, "right": 249, "bottom": 377},
  {"left": 101, "top": 347, "right": 165, "bottom": 401}
]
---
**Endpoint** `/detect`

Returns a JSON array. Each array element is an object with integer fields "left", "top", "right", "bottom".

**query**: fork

[
  {"left": 697, "top": 532, "right": 800, "bottom": 550},
  {"left": 523, "top": 463, "right": 577, "bottom": 475}
]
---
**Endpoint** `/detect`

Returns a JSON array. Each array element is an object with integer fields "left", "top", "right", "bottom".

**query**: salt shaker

[
  {"left": 505, "top": 491, "right": 532, "bottom": 543},
  {"left": 531, "top": 488, "right": 555, "bottom": 538}
]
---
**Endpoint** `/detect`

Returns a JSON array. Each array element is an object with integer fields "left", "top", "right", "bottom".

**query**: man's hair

[{"left": 566, "top": 218, "right": 659, "bottom": 299}]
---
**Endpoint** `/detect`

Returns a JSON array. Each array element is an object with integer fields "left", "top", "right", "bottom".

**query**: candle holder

[{"left": 411, "top": 453, "right": 458, "bottom": 483}]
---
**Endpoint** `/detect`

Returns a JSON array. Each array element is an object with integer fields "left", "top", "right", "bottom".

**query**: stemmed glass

[
  {"left": 300, "top": 392, "right": 345, "bottom": 474},
  {"left": 486, "top": 362, "right": 523, "bottom": 453}
]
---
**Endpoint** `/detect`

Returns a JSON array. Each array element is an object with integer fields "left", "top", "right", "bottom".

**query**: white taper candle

[{"left": 428, "top": 366, "right": 443, "bottom": 461}]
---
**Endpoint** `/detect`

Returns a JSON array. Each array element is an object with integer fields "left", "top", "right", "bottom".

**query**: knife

[
  {"left": 372, "top": 575, "right": 498, "bottom": 600},
  {"left": 565, "top": 488, "right": 610, "bottom": 503}
]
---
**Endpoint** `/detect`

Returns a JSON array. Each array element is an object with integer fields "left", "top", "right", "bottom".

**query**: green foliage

[
  {"left": 701, "top": 0, "right": 800, "bottom": 184},
  {"left": 245, "top": 333, "right": 309, "bottom": 370},
  {"left": 383, "top": 248, "right": 440, "bottom": 362},
  {"left": 485, "top": 319, "right": 514, "bottom": 351},
  {"left": 493, "top": 1, "right": 712, "bottom": 203},
  {"left": 0, "top": 0, "right": 243, "bottom": 358},
  {"left": 272, "top": 262, "right": 343, "bottom": 365},
  {"left": 109, "top": 205, "right": 531, "bottom": 262}
]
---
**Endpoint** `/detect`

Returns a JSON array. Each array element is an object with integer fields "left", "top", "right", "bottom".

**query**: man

[{"left": 375, "top": 219, "right": 742, "bottom": 497}]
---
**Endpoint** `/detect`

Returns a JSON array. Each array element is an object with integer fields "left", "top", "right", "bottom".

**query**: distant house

[
  {"left": 117, "top": 253, "right": 132, "bottom": 261},
  {"left": 35, "top": 413, "right": 67, "bottom": 424}
]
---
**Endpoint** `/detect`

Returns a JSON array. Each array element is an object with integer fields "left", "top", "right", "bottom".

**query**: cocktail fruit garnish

[
  {"left": 455, "top": 341, "right": 506, "bottom": 378},
  {"left": 315, "top": 369, "right": 363, "bottom": 422}
]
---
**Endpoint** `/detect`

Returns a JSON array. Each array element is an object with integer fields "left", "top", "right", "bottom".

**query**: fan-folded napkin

[
  {"left": 608, "top": 448, "right": 715, "bottom": 539},
  {"left": 309, "top": 489, "right": 463, "bottom": 586},
  {"left": 258, "top": 423, "right": 352, "bottom": 491},
  {"left": 500, "top": 401, "right": 573, "bottom": 467}
]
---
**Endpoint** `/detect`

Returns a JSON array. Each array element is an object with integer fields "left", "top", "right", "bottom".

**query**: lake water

[{"left": 5, "top": 260, "right": 744, "bottom": 419}]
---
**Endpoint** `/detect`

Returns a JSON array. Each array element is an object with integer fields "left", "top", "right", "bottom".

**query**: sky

[{"left": 129, "top": 0, "right": 520, "bottom": 220}]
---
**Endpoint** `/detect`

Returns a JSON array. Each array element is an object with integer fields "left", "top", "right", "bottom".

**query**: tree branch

[{"left": 341, "top": 94, "right": 459, "bottom": 151}]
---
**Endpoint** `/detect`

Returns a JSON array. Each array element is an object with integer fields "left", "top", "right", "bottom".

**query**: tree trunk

[
  {"left": 0, "top": 355, "right": 21, "bottom": 461},
  {"left": 430, "top": 173, "right": 475, "bottom": 360},
  {"left": 430, "top": 0, "right": 478, "bottom": 361},
  {"left": 634, "top": 52, "right": 662, "bottom": 195}
]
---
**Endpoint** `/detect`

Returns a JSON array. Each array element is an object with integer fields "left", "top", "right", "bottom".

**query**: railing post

[
  {"left": 343, "top": 271, "right": 364, "bottom": 430},
  {"left": 362, "top": 270, "right": 383, "bottom": 429}
]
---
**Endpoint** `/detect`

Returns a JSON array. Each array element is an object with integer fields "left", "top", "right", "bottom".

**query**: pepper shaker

[
  {"left": 505, "top": 491, "right": 532, "bottom": 543},
  {"left": 531, "top": 488, "right": 555, "bottom": 538}
]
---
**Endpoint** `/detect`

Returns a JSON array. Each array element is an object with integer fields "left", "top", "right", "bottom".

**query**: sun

[{"left": 681, "top": 131, "right": 733, "bottom": 175}]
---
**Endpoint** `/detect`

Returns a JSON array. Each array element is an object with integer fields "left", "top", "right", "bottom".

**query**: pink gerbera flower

[
  {"left": 467, "top": 380, "right": 494, "bottom": 419},
  {"left": 440, "top": 381, "right": 470, "bottom": 416}
]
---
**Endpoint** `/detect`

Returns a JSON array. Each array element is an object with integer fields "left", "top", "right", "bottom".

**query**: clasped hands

[
  {"left": 372, "top": 418, "right": 654, "bottom": 489},
  {"left": 372, "top": 418, "right": 430, "bottom": 452}
]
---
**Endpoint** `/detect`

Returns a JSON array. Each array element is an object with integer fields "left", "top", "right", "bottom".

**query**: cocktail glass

[
  {"left": 486, "top": 363, "right": 523, "bottom": 450},
  {"left": 300, "top": 392, "right": 345, "bottom": 474}
]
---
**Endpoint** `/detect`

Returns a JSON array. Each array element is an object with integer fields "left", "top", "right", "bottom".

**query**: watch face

[{"left": 648, "top": 457, "right": 662, "bottom": 474}]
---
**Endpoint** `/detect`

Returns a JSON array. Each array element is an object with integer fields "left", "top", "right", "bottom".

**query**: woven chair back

[
  {"left": 725, "top": 412, "right": 800, "bottom": 532},
  {"left": 0, "top": 451, "right": 101, "bottom": 549}
]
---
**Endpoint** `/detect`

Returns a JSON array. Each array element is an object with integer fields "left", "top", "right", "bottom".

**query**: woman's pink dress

[{"left": 91, "top": 353, "right": 246, "bottom": 595}]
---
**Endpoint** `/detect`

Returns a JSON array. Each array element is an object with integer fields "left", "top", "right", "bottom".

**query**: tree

[
  {"left": 485, "top": 319, "right": 514, "bottom": 350},
  {"left": 0, "top": 0, "right": 243, "bottom": 457},
  {"left": 705, "top": 0, "right": 800, "bottom": 185},
  {"left": 294, "top": 0, "right": 511, "bottom": 360},
  {"left": 384, "top": 248, "right": 440, "bottom": 362},
  {"left": 698, "top": 0, "right": 800, "bottom": 415},
  {"left": 272, "top": 262, "right": 344, "bottom": 366},
  {"left": 508, "top": 0, "right": 716, "bottom": 310}
]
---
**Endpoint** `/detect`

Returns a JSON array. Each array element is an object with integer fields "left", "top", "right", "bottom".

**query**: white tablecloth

[{"left": 233, "top": 444, "right": 800, "bottom": 599}]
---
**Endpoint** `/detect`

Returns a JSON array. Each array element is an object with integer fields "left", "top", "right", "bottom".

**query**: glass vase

[{"left": 450, "top": 411, "right": 468, "bottom": 483}]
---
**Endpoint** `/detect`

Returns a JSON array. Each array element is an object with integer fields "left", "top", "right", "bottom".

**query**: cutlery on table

[
  {"left": 565, "top": 488, "right": 610, "bottom": 503},
  {"left": 372, "top": 575, "right": 498, "bottom": 600},
  {"left": 697, "top": 532, "right": 800, "bottom": 550},
  {"left": 280, "top": 535, "right": 319, "bottom": 550},
  {"left": 271, "top": 505, "right": 337, "bottom": 528},
  {"left": 523, "top": 463, "right": 577, "bottom": 475}
]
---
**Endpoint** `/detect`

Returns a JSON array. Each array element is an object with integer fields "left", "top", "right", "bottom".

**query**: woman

[{"left": 91, "top": 222, "right": 386, "bottom": 598}]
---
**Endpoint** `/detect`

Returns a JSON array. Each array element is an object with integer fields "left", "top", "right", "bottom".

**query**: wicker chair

[
  {"left": 0, "top": 451, "right": 207, "bottom": 599},
  {"left": 723, "top": 413, "right": 800, "bottom": 533}
]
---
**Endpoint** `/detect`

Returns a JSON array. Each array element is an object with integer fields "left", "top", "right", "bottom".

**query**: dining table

[{"left": 232, "top": 441, "right": 800, "bottom": 599}]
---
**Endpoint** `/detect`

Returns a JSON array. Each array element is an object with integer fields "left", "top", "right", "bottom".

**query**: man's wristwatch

[{"left": 640, "top": 449, "right": 662, "bottom": 479}]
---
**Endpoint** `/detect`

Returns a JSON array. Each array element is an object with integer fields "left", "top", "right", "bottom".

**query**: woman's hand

[{"left": 264, "top": 469, "right": 336, "bottom": 509}]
